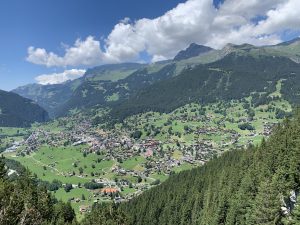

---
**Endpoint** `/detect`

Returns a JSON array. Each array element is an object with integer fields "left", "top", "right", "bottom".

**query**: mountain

[
  {"left": 108, "top": 38, "right": 300, "bottom": 120},
  {"left": 84, "top": 63, "right": 146, "bottom": 81},
  {"left": 12, "top": 81, "right": 82, "bottom": 118},
  {"left": 109, "top": 52, "right": 300, "bottom": 121},
  {"left": 275, "top": 36, "right": 300, "bottom": 46},
  {"left": 174, "top": 43, "right": 214, "bottom": 61},
  {"left": 5, "top": 38, "right": 300, "bottom": 225},
  {"left": 13, "top": 63, "right": 145, "bottom": 118},
  {"left": 0, "top": 90, "right": 49, "bottom": 127},
  {"left": 55, "top": 63, "right": 177, "bottom": 117},
  {"left": 13, "top": 38, "right": 300, "bottom": 119}
]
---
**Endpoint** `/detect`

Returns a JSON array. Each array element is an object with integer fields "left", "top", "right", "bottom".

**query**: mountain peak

[{"left": 174, "top": 43, "right": 214, "bottom": 61}]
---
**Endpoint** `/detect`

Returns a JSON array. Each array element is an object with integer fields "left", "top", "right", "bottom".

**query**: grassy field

[
  {"left": 2, "top": 83, "right": 293, "bottom": 218},
  {"left": 54, "top": 188, "right": 95, "bottom": 221},
  {"left": 120, "top": 156, "right": 146, "bottom": 171},
  {"left": 121, "top": 89, "right": 292, "bottom": 152},
  {"left": 0, "top": 127, "right": 28, "bottom": 136},
  {"left": 6, "top": 144, "right": 118, "bottom": 184},
  {"left": 0, "top": 127, "right": 29, "bottom": 152}
]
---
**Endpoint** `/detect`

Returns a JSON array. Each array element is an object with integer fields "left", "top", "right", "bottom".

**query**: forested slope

[
  {"left": 0, "top": 157, "right": 77, "bottom": 225},
  {"left": 13, "top": 38, "right": 300, "bottom": 120},
  {"left": 56, "top": 64, "right": 176, "bottom": 117},
  {"left": 110, "top": 54, "right": 300, "bottom": 121},
  {"left": 0, "top": 90, "right": 49, "bottom": 127},
  {"left": 110, "top": 111, "right": 300, "bottom": 225},
  {"left": 0, "top": 157, "right": 128, "bottom": 225},
  {"left": 13, "top": 82, "right": 81, "bottom": 118}
]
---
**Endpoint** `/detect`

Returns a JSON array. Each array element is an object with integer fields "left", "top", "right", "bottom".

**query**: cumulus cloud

[
  {"left": 27, "top": 36, "right": 106, "bottom": 67},
  {"left": 27, "top": 0, "right": 300, "bottom": 66},
  {"left": 120, "top": 17, "right": 131, "bottom": 24},
  {"left": 35, "top": 69, "right": 86, "bottom": 85}
]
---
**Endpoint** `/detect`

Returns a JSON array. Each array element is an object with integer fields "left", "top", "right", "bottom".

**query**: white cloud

[
  {"left": 27, "top": 36, "right": 107, "bottom": 67},
  {"left": 27, "top": 0, "right": 300, "bottom": 66},
  {"left": 255, "top": 0, "right": 300, "bottom": 34},
  {"left": 35, "top": 69, "right": 86, "bottom": 85},
  {"left": 120, "top": 17, "right": 131, "bottom": 24}
]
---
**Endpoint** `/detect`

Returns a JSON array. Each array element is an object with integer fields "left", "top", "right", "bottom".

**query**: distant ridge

[
  {"left": 276, "top": 37, "right": 300, "bottom": 46},
  {"left": 0, "top": 89, "right": 49, "bottom": 127},
  {"left": 13, "top": 37, "right": 300, "bottom": 119},
  {"left": 174, "top": 43, "right": 214, "bottom": 61}
]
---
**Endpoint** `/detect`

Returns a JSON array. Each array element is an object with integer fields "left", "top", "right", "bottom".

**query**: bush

[
  {"left": 84, "top": 182, "right": 104, "bottom": 190},
  {"left": 131, "top": 130, "right": 142, "bottom": 139},
  {"left": 151, "top": 179, "right": 161, "bottom": 186},
  {"left": 238, "top": 123, "right": 255, "bottom": 131},
  {"left": 64, "top": 183, "right": 73, "bottom": 192}
]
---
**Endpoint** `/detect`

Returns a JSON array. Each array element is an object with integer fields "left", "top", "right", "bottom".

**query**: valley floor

[{"left": 0, "top": 87, "right": 292, "bottom": 219}]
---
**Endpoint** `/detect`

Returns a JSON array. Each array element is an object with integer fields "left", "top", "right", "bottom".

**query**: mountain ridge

[
  {"left": 0, "top": 89, "right": 49, "bottom": 127},
  {"left": 173, "top": 43, "right": 214, "bottom": 61},
  {"left": 12, "top": 38, "right": 300, "bottom": 119}
]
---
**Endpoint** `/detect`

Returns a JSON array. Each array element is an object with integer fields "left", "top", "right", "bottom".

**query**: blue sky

[
  {"left": 0, "top": 0, "right": 299, "bottom": 91},
  {"left": 0, "top": 0, "right": 186, "bottom": 90}
]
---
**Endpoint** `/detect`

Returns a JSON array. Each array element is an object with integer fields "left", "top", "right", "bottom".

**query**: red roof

[{"left": 101, "top": 187, "right": 118, "bottom": 193}]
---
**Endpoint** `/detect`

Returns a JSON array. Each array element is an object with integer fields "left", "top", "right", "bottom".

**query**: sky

[{"left": 0, "top": 0, "right": 300, "bottom": 91}]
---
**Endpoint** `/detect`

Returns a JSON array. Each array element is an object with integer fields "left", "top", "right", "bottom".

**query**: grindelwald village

[{"left": 2, "top": 1, "right": 300, "bottom": 225}]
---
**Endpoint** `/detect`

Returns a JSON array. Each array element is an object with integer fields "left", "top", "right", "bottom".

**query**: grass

[
  {"left": 150, "top": 173, "right": 168, "bottom": 182},
  {"left": 172, "top": 150, "right": 183, "bottom": 160},
  {"left": 105, "top": 93, "right": 119, "bottom": 102},
  {"left": 32, "top": 120, "right": 64, "bottom": 133},
  {"left": 172, "top": 163, "right": 195, "bottom": 173},
  {"left": 54, "top": 187, "right": 91, "bottom": 202},
  {"left": 121, "top": 187, "right": 136, "bottom": 195},
  {"left": 121, "top": 156, "right": 146, "bottom": 171},
  {"left": 3, "top": 88, "right": 293, "bottom": 219},
  {"left": 90, "top": 69, "right": 138, "bottom": 82},
  {"left": 54, "top": 188, "right": 94, "bottom": 221},
  {"left": 122, "top": 93, "right": 292, "bottom": 152},
  {"left": 6, "top": 144, "right": 115, "bottom": 184},
  {"left": 0, "top": 127, "right": 27, "bottom": 136}
]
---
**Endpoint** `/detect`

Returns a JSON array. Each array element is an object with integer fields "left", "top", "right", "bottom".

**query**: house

[
  {"left": 79, "top": 205, "right": 90, "bottom": 214},
  {"left": 145, "top": 149, "right": 153, "bottom": 157},
  {"left": 101, "top": 187, "right": 119, "bottom": 195}
]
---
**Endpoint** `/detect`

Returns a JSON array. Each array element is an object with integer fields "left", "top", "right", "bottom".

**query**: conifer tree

[
  {"left": 0, "top": 156, "right": 6, "bottom": 179},
  {"left": 248, "top": 179, "right": 282, "bottom": 225}
]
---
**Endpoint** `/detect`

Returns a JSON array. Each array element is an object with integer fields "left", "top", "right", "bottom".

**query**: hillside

[
  {"left": 110, "top": 53, "right": 300, "bottom": 121},
  {"left": 4, "top": 1, "right": 300, "bottom": 225},
  {"left": 0, "top": 90, "right": 49, "bottom": 127},
  {"left": 13, "top": 63, "right": 145, "bottom": 118},
  {"left": 108, "top": 111, "right": 300, "bottom": 225},
  {"left": 4, "top": 39, "right": 300, "bottom": 224},
  {"left": 84, "top": 63, "right": 146, "bottom": 81},
  {"left": 13, "top": 38, "right": 300, "bottom": 119},
  {"left": 56, "top": 64, "right": 176, "bottom": 117},
  {"left": 0, "top": 157, "right": 81, "bottom": 225},
  {"left": 13, "top": 81, "right": 81, "bottom": 118},
  {"left": 173, "top": 43, "right": 214, "bottom": 61},
  {"left": 4, "top": 108, "right": 300, "bottom": 224}
]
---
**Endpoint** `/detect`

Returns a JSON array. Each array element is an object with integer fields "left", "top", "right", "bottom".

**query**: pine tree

[
  {"left": 0, "top": 156, "right": 7, "bottom": 179},
  {"left": 248, "top": 179, "right": 282, "bottom": 225},
  {"left": 81, "top": 203, "right": 128, "bottom": 225}
]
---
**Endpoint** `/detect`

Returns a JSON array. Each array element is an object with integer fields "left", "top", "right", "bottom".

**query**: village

[{"left": 2, "top": 99, "right": 283, "bottom": 215}]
